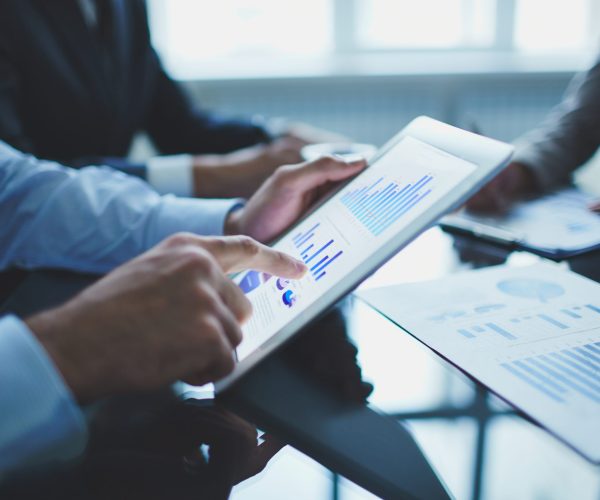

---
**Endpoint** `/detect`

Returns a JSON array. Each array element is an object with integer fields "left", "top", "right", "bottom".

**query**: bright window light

[
  {"left": 356, "top": 0, "right": 496, "bottom": 49},
  {"left": 148, "top": 0, "right": 598, "bottom": 76},
  {"left": 514, "top": 0, "right": 595, "bottom": 52},
  {"left": 148, "top": 0, "right": 333, "bottom": 64}
]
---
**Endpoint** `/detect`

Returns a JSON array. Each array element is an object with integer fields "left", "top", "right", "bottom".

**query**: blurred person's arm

[
  {"left": 512, "top": 53, "right": 600, "bottom": 192},
  {"left": 467, "top": 53, "right": 600, "bottom": 213},
  {"left": 0, "top": 141, "right": 241, "bottom": 274}
]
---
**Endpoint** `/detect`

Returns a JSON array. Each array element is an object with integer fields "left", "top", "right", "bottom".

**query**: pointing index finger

[{"left": 208, "top": 236, "right": 307, "bottom": 278}]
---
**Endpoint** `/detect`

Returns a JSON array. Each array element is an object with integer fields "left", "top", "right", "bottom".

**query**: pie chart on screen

[
  {"left": 282, "top": 290, "right": 296, "bottom": 308},
  {"left": 276, "top": 278, "right": 290, "bottom": 290}
]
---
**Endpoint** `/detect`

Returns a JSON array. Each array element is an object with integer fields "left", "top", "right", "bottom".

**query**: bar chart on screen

[
  {"left": 292, "top": 222, "right": 344, "bottom": 282},
  {"left": 339, "top": 174, "right": 434, "bottom": 236}
]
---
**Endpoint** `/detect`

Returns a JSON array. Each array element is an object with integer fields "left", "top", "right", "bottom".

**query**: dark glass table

[{"left": 2, "top": 228, "right": 599, "bottom": 499}]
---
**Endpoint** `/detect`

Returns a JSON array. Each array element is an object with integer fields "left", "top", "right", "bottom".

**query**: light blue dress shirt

[{"left": 0, "top": 141, "right": 242, "bottom": 477}]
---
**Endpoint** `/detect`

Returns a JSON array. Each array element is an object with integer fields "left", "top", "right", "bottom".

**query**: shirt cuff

[
  {"left": 0, "top": 316, "right": 87, "bottom": 477},
  {"left": 146, "top": 154, "right": 194, "bottom": 197}
]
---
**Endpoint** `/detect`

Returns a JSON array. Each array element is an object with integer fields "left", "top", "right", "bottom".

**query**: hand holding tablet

[{"left": 225, "top": 156, "right": 367, "bottom": 243}]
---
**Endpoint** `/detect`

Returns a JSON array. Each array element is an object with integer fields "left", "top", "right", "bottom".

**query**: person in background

[
  {"left": 467, "top": 52, "right": 600, "bottom": 214},
  {"left": 0, "top": 140, "right": 366, "bottom": 477},
  {"left": 0, "top": 0, "right": 342, "bottom": 199}
]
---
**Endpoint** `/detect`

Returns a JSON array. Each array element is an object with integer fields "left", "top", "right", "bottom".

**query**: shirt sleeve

[
  {"left": 0, "top": 141, "right": 243, "bottom": 274},
  {"left": 512, "top": 54, "right": 600, "bottom": 191},
  {"left": 146, "top": 154, "right": 194, "bottom": 197},
  {"left": 0, "top": 315, "right": 87, "bottom": 477}
]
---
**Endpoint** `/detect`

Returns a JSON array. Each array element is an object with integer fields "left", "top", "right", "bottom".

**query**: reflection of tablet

[{"left": 216, "top": 116, "right": 513, "bottom": 392}]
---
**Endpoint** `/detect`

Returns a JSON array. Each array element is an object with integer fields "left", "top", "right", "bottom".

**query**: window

[
  {"left": 356, "top": 0, "right": 496, "bottom": 50},
  {"left": 147, "top": 0, "right": 332, "bottom": 64},
  {"left": 148, "top": 0, "right": 599, "bottom": 75},
  {"left": 514, "top": 0, "right": 597, "bottom": 52}
]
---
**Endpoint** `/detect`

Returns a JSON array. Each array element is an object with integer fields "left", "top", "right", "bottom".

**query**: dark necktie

[{"left": 93, "top": 0, "right": 116, "bottom": 77}]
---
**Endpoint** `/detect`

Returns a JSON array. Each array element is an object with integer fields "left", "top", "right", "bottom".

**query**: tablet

[{"left": 215, "top": 116, "right": 513, "bottom": 392}]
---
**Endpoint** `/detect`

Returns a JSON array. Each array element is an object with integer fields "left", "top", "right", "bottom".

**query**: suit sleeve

[
  {"left": 512, "top": 54, "right": 600, "bottom": 191},
  {"left": 145, "top": 59, "right": 271, "bottom": 155},
  {"left": 0, "top": 41, "right": 35, "bottom": 155},
  {"left": 0, "top": 36, "right": 150, "bottom": 182}
]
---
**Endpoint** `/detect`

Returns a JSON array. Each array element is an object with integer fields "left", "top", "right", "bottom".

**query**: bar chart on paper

[
  {"left": 292, "top": 222, "right": 344, "bottom": 282},
  {"left": 340, "top": 175, "right": 433, "bottom": 235},
  {"left": 454, "top": 304, "right": 600, "bottom": 343},
  {"left": 501, "top": 342, "right": 600, "bottom": 404},
  {"left": 356, "top": 262, "right": 600, "bottom": 461}
]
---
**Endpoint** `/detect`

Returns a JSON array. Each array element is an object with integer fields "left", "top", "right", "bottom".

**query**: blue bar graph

[
  {"left": 293, "top": 223, "right": 320, "bottom": 246},
  {"left": 561, "top": 309, "right": 581, "bottom": 319},
  {"left": 458, "top": 329, "right": 475, "bottom": 339},
  {"left": 291, "top": 223, "right": 343, "bottom": 282},
  {"left": 340, "top": 175, "right": 434, "bottom": 236},
  {"left": 538, "top": 314, "right": 569, "bottom": 330},
  {"left": 485, "top": 322, "right": 517, "bottom": 340},
  {"left": 502, "top": 343, "right": 600, "bottom": 404}
]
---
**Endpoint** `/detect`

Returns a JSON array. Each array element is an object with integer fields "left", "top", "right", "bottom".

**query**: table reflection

[{"left": 1, "top": 391, "right": 283, "bottom": 499}]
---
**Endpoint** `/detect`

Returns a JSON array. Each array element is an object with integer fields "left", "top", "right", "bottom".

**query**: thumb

[{"left": 284, "top": 156, "right": 366, "bottom": 192}]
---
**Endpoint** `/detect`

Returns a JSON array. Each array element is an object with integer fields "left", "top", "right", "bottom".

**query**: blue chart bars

[
  {"left": 501, "top": 342, "right": 600, "bottom": 404},
  {"left": 457, "top": 322, "right": 517, "bottom": 340},
  {"left": 292, "top": 223, "right": 343, "bottom": 282},
  {"left": 455, "top": 304, "right": 600, "bottom": 341},
  {"left": 340, "top": 175, "right": 434, "bottom": 235}
]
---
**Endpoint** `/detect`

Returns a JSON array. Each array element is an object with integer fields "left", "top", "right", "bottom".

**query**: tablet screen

[{"left": 234, "top": 136, "right": 477, "bottom": 360}]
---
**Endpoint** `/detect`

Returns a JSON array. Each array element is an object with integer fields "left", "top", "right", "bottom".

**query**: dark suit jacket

[{"left": 0, "top": 0, "right": 270, "bottom": 175}]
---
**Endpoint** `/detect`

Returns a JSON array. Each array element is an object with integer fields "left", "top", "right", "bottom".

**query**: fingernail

[
  {"left": 349, "top": 157, "right": 367, "bottom": 165},
  {"left": 295, "top": 260, "right": 308, "bottom": 273}
]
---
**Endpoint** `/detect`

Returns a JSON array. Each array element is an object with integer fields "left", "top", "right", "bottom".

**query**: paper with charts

[{"left": 357, "top": 262, "right": 600, "bottom": 462}]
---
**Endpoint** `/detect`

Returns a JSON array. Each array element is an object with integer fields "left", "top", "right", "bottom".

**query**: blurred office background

[
  {"left": 142, "top": 2, "right": 599, "bottom": 499},
  {"left": 145, "top": 0, "right": 598, "bottom": 144}
]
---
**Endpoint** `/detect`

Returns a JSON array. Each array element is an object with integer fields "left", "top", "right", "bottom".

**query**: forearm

[
  {"left": 0, "top": 315, "right": 87, "bottom": 476},
  {"left": 0, "top": 142, "right": 242, "bottom": 274},
  {"left": 513, "top": 58, "right": 600, "bottom": 191}
]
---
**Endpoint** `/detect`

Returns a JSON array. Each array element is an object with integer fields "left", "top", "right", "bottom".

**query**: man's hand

[
  {"left": 26, "top": 234, "right": 306, "bottom": 404},
  {"left": 224, "top": 156, "right": 367, "bottom": 242},
  {"left": 466, "top": 161, "right": 537, "bottom": 214},
  {"left": 193, "top": 137, "right": 306, "bottom": 199},
  {"left": 589, "top": 199, "right": 600, "bottom": 213}
]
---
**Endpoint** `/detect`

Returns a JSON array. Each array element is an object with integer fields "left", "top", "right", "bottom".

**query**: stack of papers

[
  {"left": 357, "top": 262, "right": 600, "bottom": 462},
  {"left": 441, "top": 189, "right": 600, "bottom": 258}
]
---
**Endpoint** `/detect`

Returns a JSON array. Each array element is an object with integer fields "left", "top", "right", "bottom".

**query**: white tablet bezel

[{"left": 215, "top": 116, "right": 514, "bottom": 393}]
